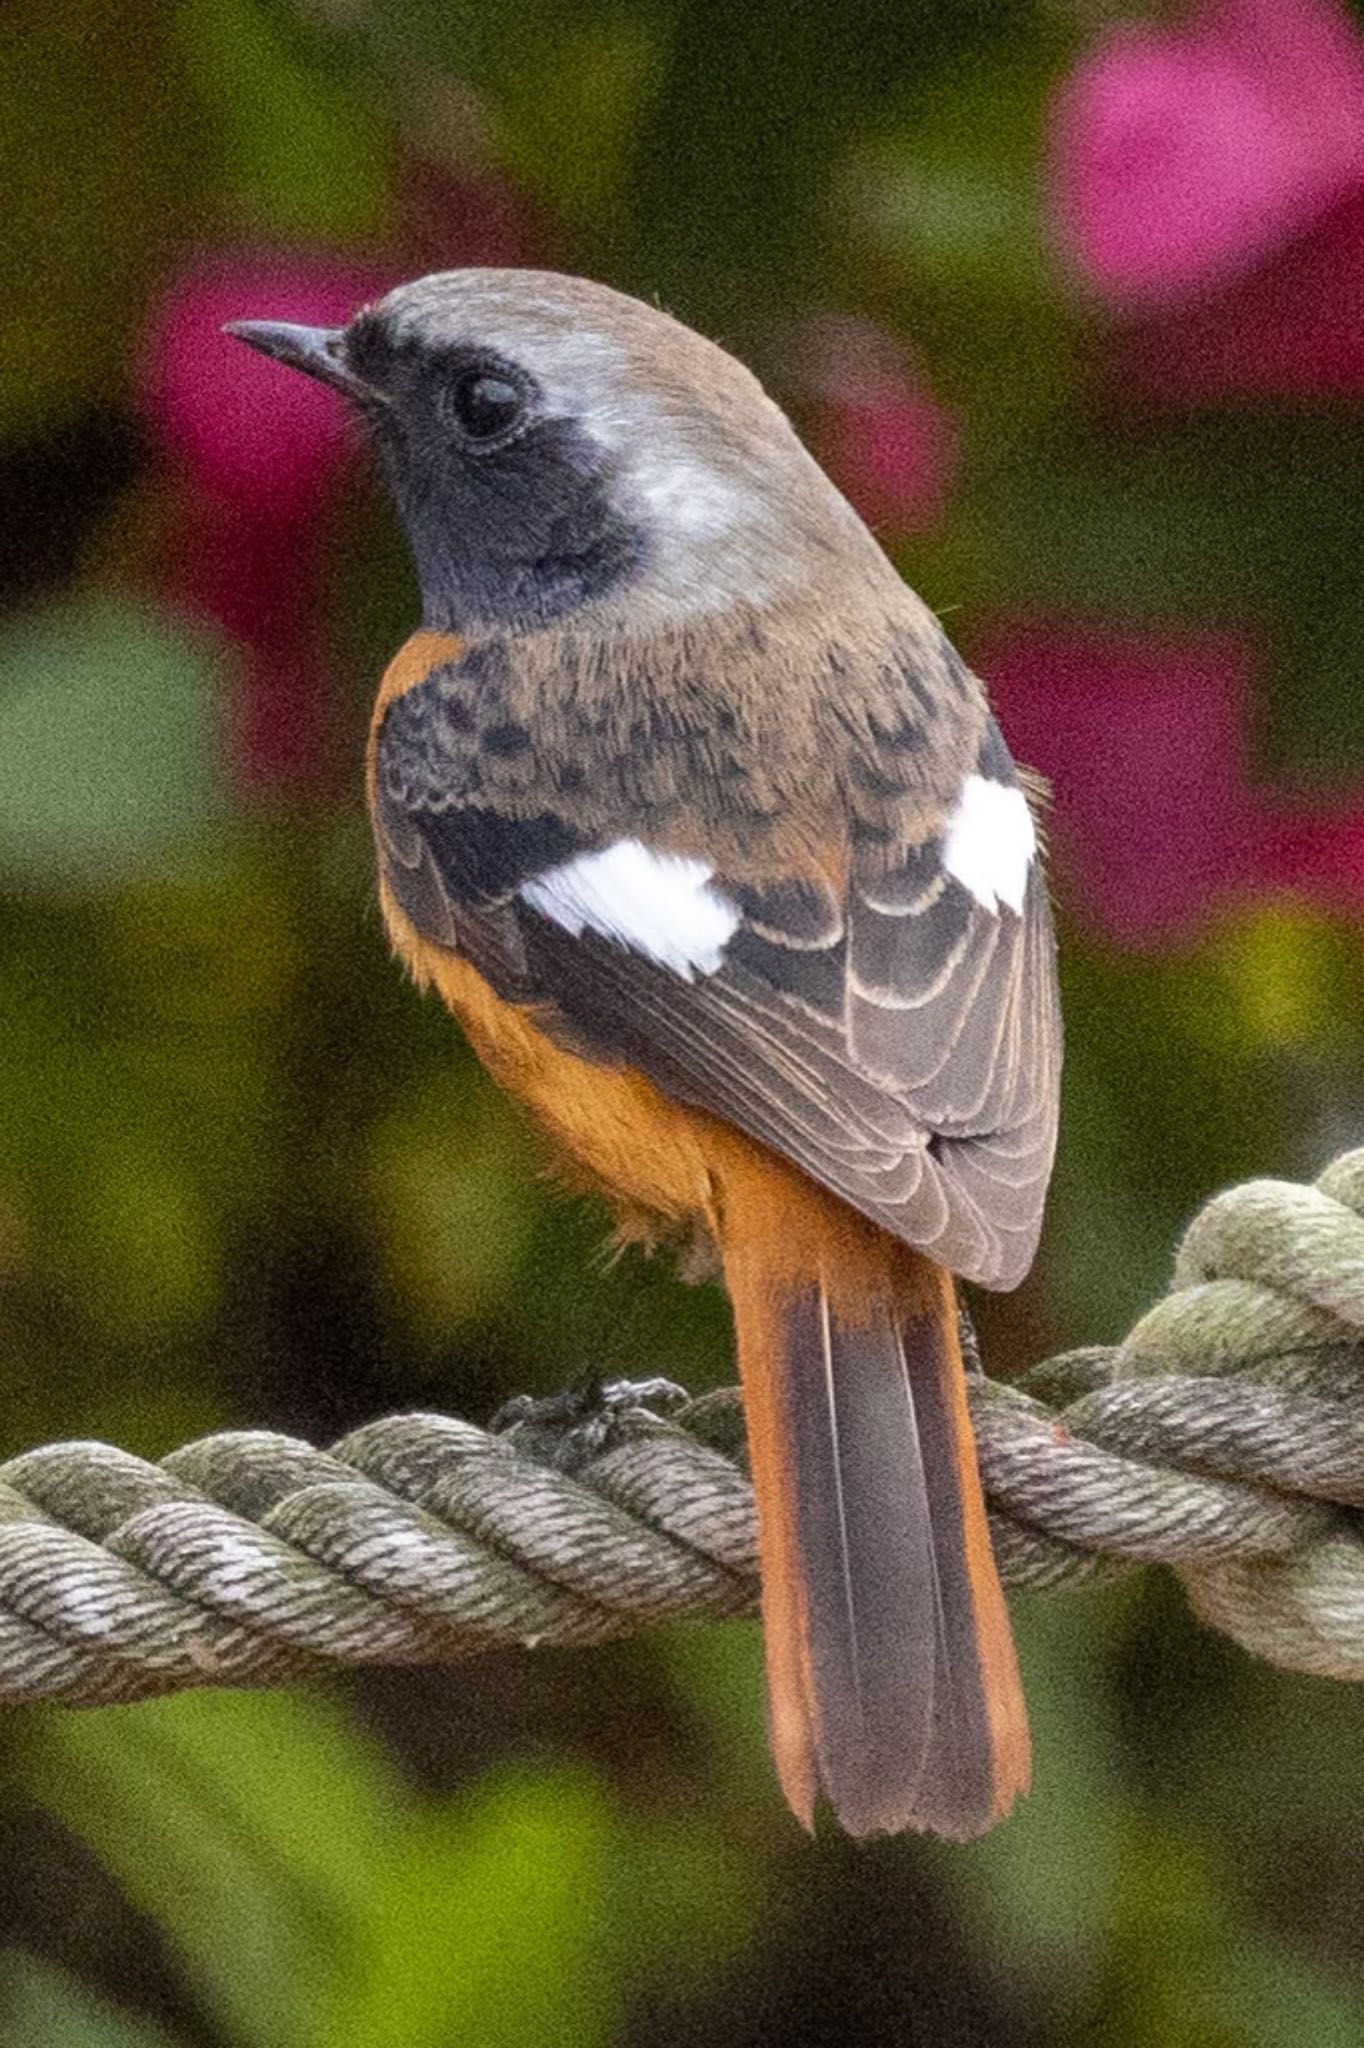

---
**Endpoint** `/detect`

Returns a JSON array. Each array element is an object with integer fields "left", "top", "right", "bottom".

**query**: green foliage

[
  {"left": 0, "top": 854, "right": 288, "bottom": 1375},
  {"left": 362, "top": 1068, "right": 536, "bottom": 1345},
  {"left": 186, "top": 0, "right": 392, "bottom": 243},
  {"left": 0, "top": 598, "right": 222, "bottom": 888},
  {"left": 16, "top": 1689, "right": 760, "bottom": 2048},
  {"left": 849, "top": 29, "right": 1080, "bottom": 435},
  {"left": 0, "top": 0, "right": 195, "bottom": 432},
  {"left": 3, "top": 1951, "right": 180, "bottom": 2048}
]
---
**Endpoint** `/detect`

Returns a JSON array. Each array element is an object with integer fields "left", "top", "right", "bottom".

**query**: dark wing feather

[
  {"left": 373, "top": 663, "right": 1061, "bottom": 1290},
  {"left": 515, "top": 869, "right": 1056, "bottom": 1287}
]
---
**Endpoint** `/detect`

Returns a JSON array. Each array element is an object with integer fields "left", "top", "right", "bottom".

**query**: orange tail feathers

[{"left": 718, "top": 1159, "right": 1029, "bottom": 1840}]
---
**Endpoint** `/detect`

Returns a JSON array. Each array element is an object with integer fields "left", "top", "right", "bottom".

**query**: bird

[{"left": 226, "top": 270, "right": 1062, "bottom": 1840}]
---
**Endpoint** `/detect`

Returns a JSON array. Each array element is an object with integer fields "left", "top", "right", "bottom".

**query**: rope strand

[{"left": 3, "top": 1149, "right": 1364, "bottom": 1706}]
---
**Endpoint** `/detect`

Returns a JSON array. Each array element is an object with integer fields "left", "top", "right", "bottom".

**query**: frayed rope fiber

[{"left": 4, "top": 1150, "right": 1364, "bottom": 1706}]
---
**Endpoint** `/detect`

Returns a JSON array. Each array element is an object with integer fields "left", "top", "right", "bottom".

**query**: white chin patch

[
  {"left": 521, "top": 839, "right": 740, "bottom": 979},
  {"left": 941, "top": 775, "right": 1036, "bottom": 915}
]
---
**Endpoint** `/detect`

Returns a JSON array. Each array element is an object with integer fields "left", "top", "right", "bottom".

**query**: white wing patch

[
  {"left": 941, "top": 775, "right": 1036, "bottom": 915},
  {"left": 521, "top": 839, "right": 740, "bottom": 979}
]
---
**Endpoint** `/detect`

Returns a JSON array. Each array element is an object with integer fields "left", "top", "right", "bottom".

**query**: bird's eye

[{"left": 448, "top": 370, "right": 526, "bottom": 442}]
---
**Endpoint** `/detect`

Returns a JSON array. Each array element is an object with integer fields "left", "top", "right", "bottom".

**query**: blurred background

[{"left": 4, "top": 0, "right": 1364, "bottom": 2040}]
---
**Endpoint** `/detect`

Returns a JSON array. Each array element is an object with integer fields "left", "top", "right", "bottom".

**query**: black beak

[{"left": 223, "top": 320, "right": 375, "bottom": 401}]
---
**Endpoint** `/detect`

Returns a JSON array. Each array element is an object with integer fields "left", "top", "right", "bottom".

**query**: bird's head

[{"left": 227, "top": 268, "right": 878, "bottom": 637}]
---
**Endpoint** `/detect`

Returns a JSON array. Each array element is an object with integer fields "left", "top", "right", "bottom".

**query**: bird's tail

[{"left": 718, "top": 1161, "right": 1029, "bottom": 1839}]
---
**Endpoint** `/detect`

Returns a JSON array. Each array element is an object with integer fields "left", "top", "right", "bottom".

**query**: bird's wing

[{"left": 374, "top": 647, "right": 1061, "bottom": 1289}]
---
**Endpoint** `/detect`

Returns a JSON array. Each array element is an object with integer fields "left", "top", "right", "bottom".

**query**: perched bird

[{"left": 227, "top": 272, "right": 1062, "bottom": 1839}]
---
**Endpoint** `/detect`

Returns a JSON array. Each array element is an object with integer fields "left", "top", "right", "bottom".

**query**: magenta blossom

[
  {"left": 1114, "top": 182, "right": 1364, "bottom": 397},
  {"left": 143, "top": 258, "right": 389, "bottom": 519},
  {"left": 793, "top": 316, "right": 959, "bottom": 536},
  {"left": 1261, "top": 804, "right": 1364, "bottom": 918},
  {"left": 983, "top": 622, "right": 1364, "bottom": 943},
  {"left": 141, "top": 255, "right": 392, "bottom": 793},
  {"left": 140, "top": 249, "right": 391, "bottom": 782},
  {"left": 982, "top": 624, "right": 1264, "bottom": 942},
  {"left": 1050, "top": 0, "right": 1364, "bottom": 308}
]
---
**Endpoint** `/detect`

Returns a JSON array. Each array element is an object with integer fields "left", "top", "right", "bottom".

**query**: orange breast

[{"left": 378, "top": 879, "right": 724, "bottom": 1230}]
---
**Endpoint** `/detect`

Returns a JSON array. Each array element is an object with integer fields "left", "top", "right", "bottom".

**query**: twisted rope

[{"left": 3, "top": 1151, "right": 1364, "bottom": 1706}]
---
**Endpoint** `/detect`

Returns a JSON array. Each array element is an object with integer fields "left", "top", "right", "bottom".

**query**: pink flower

[
  {"left": 981, "top": 623, "right": 1265, "bottom": 941},
  {"left": 1113, "top": 183, "right": 1364, "bottom": 396},
  {"left": 142, "top": 257, "right": 389, "bottom": 518},
  {"left": 140, "top": 255, "right": 392, "bottom": 794},
  {"left": 1050, "top": 0, "right": 1364, "bottom": 307},
  {"left": 792, "top": 316, "right": 959, "bottom": 535},
  {"left": 1261, "top": 803, "right": 1364, "bottom": 914},
  {"left": 982, "top": 621, "right": 1364, "bottom": 942}
]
